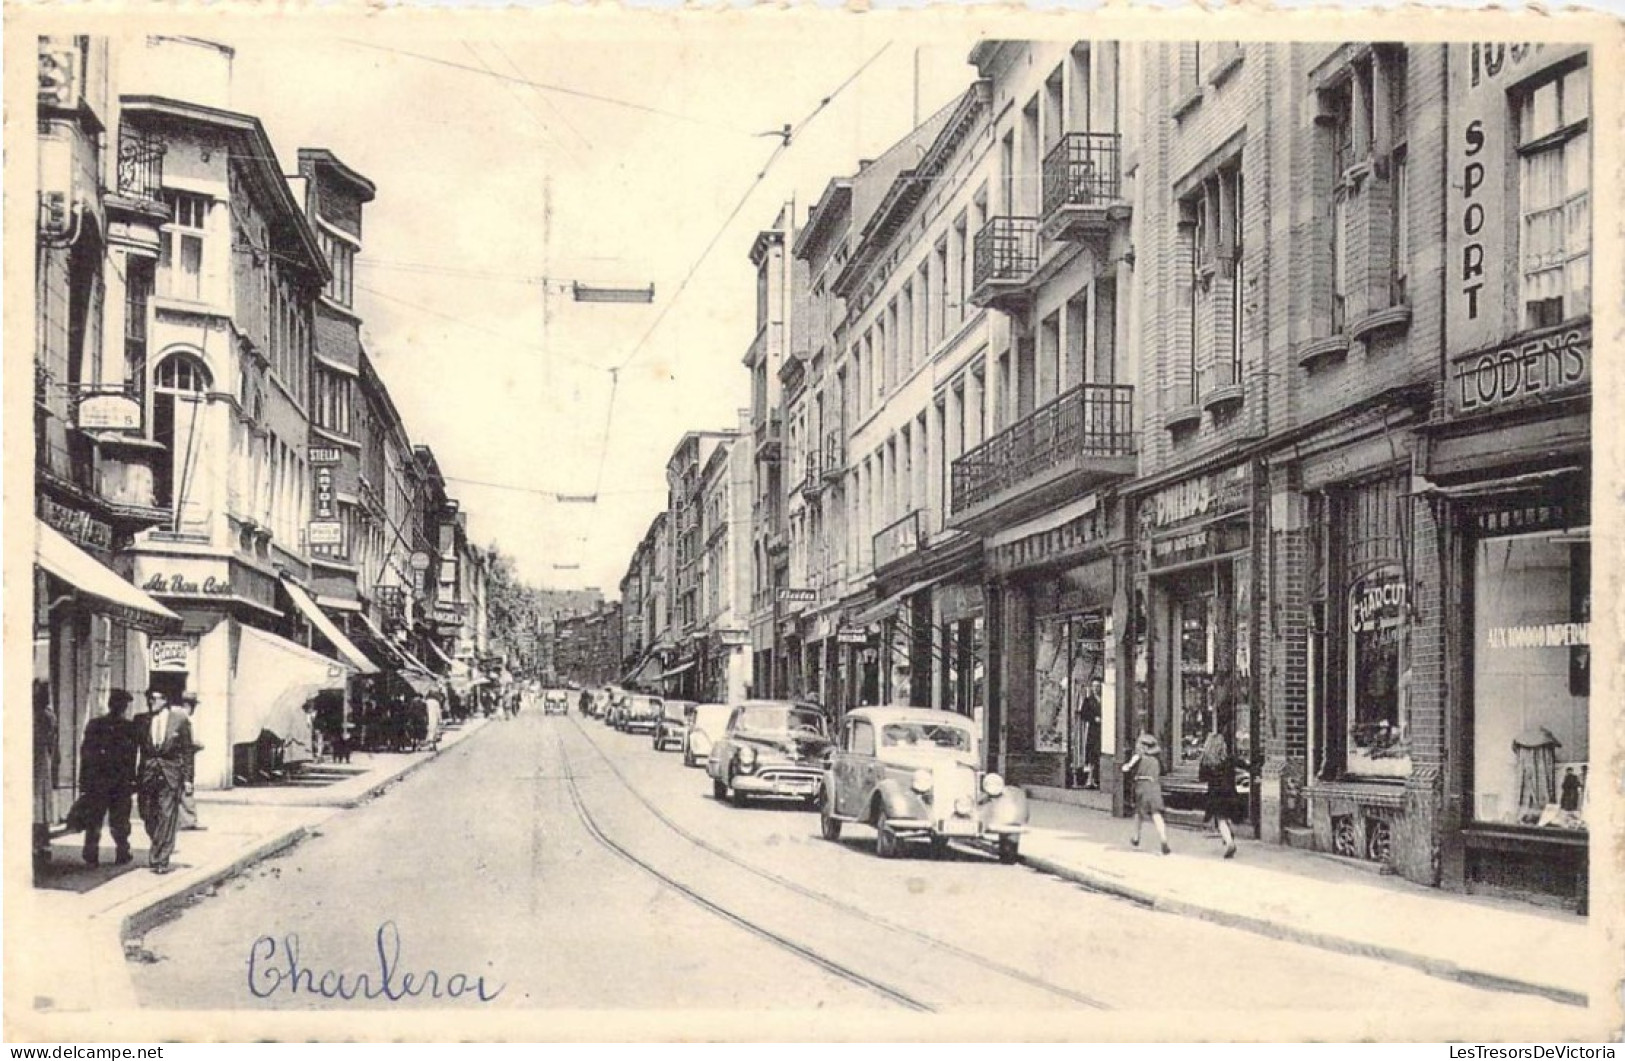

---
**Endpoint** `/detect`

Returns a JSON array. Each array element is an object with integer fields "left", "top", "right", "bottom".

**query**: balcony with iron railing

[
  {"left": 820, "top": 430, "right": 846, "bottom": 483},
  {"left": 801, "top": 450, "right": 823, "bottom": 495},
  {"left": 1039, "top": 132, "right": 1129, "bottom": 243},
  {"left": 873, "top": 508, "right": 928, "bottom": 573},
  {"left": 949, "top": 381, "right": 1136, "bottom": 534},
  {"left": 111, "top": 128, "right": 167, "bottom": 208},
  {"left": 754, "top": 410, "right": 783, "bottom": 463},
  {"left": 969, "top": 216, "right": 1039, "bottom": 314}
]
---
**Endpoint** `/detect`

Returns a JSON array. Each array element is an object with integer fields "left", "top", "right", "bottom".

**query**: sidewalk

[
  {"left": 24, "top": 718, "right": 489, "bottom": 1016},
  {"left": 1019, "top": 797, "right": 1594, "bottom": 1006}
]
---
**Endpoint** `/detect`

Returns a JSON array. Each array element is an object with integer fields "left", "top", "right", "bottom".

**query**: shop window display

[
  {"left": 1472, "top": 535, "right": 1588, "bottom": 831},
  {"left": 1346, "top": 563, "right": 1411, "bottom": 777}
]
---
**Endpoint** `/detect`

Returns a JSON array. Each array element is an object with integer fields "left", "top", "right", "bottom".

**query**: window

[
  {"left": 158, "top": 192, "right": 207, "bottom": 301},
  {"left": 1335, "top": 476, "right": 1411, "bottom": 779},
  {"left": 319, "top": 229, "right": 355, "bottom": 308},
  {"left": 848, "top": 719, "right": 876, "bottom": 756},
  {"left": 1390, "top": 149, "right": 1409, "bottom": 306},
  {"left": 151, "top": 353, "right": 212, "bottom": 513},
  {"left": 1518, "top": 63, "right": 1590, "bottom": 329}
]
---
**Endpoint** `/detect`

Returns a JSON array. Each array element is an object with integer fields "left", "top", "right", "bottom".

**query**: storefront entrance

[
  {"left": 1152, "top": 559, "right": 1250, "bottom": 798},
  {"left": 1034, "top": 609, "right": 1107, "bottom": 788}
]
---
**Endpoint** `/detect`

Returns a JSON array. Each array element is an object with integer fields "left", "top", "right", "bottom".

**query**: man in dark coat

[
  {"left": 136, "top": 687, "right": 193, "bottom": 874},
  {"left": 78, "top": 689, "right": 141, "bottom": 865}
]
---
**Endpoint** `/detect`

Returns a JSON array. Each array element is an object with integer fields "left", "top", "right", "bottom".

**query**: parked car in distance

[
  {"left": 707, "top": 701, "right": 831, "bottom": 807},
  {"left": 543, "top": 689, "right": 569, "bottom": 716},
  {"left": 620, "top": 694, "right": 662, "bottom": 735},
  {"left": 683, "top": 703, "right": 732, "bottom": 768},
  {"left": 653, "top": 699, "right": 695, "bottom": 751},
  {"left": 820, "top": 706, "right": 1027, "bottom": 863}
]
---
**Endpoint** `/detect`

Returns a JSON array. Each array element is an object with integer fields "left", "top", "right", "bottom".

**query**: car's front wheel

[
  {"left": 819, "top": 804, "right": 842, "bottom": 841},
  {"left": 712, "top": 779, "right": 727, "bottom": 801},
  {"left": 875, "top": 819, "right": 903, "bottom": 859},
  {"left": 726, "top": 775, "right": 747, "bottom": 807},
  {"left": 997, "top": 835, "right": 1021, "bottom": 865},
  {"left": 929, "top": 836, "right": 950, "bottom": 859}
]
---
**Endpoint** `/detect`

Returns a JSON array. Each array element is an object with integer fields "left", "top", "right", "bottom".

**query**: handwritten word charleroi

[{"left": 247, "top": 922, "right": 504, "bottom": 1003}]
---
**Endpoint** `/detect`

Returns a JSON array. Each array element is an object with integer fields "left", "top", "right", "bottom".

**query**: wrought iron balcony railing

[
  {"left": 951, "top": 381, "right": 1135, "bottom": 517},
  {"left": 972, "top": 216, "right": 1039, "bottom": 291},
  {"left": 821, "top": 430, "right": 845, "bottom": 481},
  {"left": 116, "top": 129, "right": 166, "bottom": 202},
  {"left": 754, "top": 411, "right": 783, "bottom": 463},
  {"left": 1041, "top": 132, "right": 1123, "bottom": 219}
]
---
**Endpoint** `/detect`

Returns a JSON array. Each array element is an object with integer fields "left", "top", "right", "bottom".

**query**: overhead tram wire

[
  {"left": 581, "top": 42, "right": 894, "bottom": 551},
  {"left": 353, "top": 281, "right": 607, "bottom": 374},
  {"left": 340, "top": 40, "right": 759, "bottom": 139}
]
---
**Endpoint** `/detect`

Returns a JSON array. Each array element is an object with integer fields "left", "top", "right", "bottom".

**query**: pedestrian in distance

[
  {"left": 1199, "top": 687, "right": 1239, "bottom": 860},
  {"left": 136, "top": 687, "right": 194, "bottom": 874},
  {"left": 77, "top": 689, "right": 141, "bottom": 866},
  {"left": 1122, "top": 729, "right": 1172, "bottom": 855},
  {"left": 177, "top": 692, "right": 207, "bottom": 832}
]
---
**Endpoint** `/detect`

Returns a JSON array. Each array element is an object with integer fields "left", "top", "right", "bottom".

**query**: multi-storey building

[
  {"left": 114, "top": 38, "right": 393, "bottom": 790},
  {"left": 831, "top": 85, "right": 1001, "bottom": 734},
  {"left": 665, "top": 429, "right": 738, "bottom": 699},
  {"left": 32, "top": 35, "right": 183, "bottom": 856},
  {"left": 353, "top": 345, "right": 421, "bottom": 667},
  {"left": 743, "top": 206, "right": 806, "bottom": 697},
  {"left": 787, "top": 177, "right": 854, "bottom": 711},
  {"left": 1423, "top": 42, "right": 1591, "bottom": 906},
  {"left": 696, "top": 413, "right": 754, "bottom": 703}
]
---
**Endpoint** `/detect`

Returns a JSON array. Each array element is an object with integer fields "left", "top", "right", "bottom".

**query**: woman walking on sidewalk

[
  {"left": 1199, "top": 696, "right": 1239, "bottom": 859},
  {"left": 1123, "top": 730, "right": 1171, "bottom": 855}
]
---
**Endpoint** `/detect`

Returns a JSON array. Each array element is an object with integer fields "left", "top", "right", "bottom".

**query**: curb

[
  {"left": 119, "top": 825, "right": 312, "bottom": 943},
  {"left": 115, "top": 724, "right": 487, "bottom": 945},
  {"left": 1020, "top": 851, "right": 1588, "bottom": 1008}
]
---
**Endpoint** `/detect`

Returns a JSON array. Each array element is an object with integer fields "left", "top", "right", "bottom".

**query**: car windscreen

[
  {"left": 881, "top": 722, "right": 973, "bottom": 752},
  {"left": 736, "top": 706, "right": 827, "bottom": 736},
  {"left": 691, "top": 708, "right": 730, "bottom": 736}
]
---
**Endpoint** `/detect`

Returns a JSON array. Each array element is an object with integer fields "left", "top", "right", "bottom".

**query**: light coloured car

[
  {"left": 543, "top": 689, "right": 569, "bottom": 716},
  {"left": 619, "top": 694, "right": 662, "bottom": 735},
  {"left": 683, "top": 703, "right": 732, "bottom": 768},
  {"left": 652, "top": 699, "right": 695, "bottom": 751},
  {"left": 706, "top": 701, "right": 831, "bottom": 806},
  {"left": 820, "top": 706, "right": 1027, "bottom": 863}
]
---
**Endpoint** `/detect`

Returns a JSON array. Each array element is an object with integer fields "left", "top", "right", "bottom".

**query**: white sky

[{"left": 213, "top": 20, "right": 978, "bottom": 595}]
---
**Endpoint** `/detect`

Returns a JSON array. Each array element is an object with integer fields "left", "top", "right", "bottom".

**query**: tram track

[
  {"left": 562, "top": 715, "right": 1111, "bottom": 1012},
  {"left": 555, "top": 732, "right": 936, "bottom": 1012}
]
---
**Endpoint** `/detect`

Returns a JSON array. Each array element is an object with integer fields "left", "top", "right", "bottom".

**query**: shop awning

[
  {"left": 352, "top": 612, "right": 411, "bottom": 670},
  {"left": 661, "top": 660, "right": 696, "bottom": 681},
  {"left": 625, "top": 654, "right": 664, "bottom": 686},
  {"left": 282, "top": 577, "right": 379, "bottom": 675},
  {"left": 852, "top": 561, "right": 981, "bottom": 628},
  {"left": 230, "top": 623, "right": 346, "bottom": 749},
  {"left": 425, "top": 638, "right": 459, "bottom": 671},
  {"left": 35, "top": 522, "right": 182, "bottom": 634}
]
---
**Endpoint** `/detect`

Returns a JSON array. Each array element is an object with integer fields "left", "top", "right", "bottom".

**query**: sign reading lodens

[{"left": 1448, "top": 320, "right": 1589, "bottom": 417}]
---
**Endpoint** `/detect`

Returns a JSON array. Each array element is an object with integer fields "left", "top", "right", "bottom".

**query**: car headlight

[
  {"left": 982, "top": 773, "right": 1006, "bottom": 797},
  {"left": 911, "top": 768, "right": 933, "bottom": 794},
  {"left": 737, "top": 745, "right": 757, "bottom": 771}
]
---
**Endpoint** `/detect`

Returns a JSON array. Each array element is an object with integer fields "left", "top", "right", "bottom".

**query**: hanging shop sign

[
  {"left": 308, "top": 447, "right": 343, "bottom": 466},
  {"left": 1448, "top": 320, "right": 1590, "bottom": 418},
  {"left": 1143, "top": 464, "right": 1250, "bottom": 531},
  {"left": 38, "top": 496, "right": 114, "bottom": 551},
  {"left": 148, "top": 637, "right": 195, "bottom": 673},
  {"left": 76, "top": 392, "right": 143, "bottom": 432},
  {"left": 308, "top": 521, "right": 343, "bottom": 547},
  {"left": 717, "top": 628, "right": 749, "bottom": 647},
  {"left": 777, "top": 588, "right": 817, "bottom": 603},
  {"left": 836, "top": 626, "right": 871, "bottom": 645}
]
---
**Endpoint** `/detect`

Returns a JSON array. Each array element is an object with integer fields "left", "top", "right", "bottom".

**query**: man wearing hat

[
  {"left": 77, "top": 689, "right": 141, "bottom": 866},
  {"left": 176, "top": 692, "right": 206, "bottom": 832},
  {"left": 136, "top": 687, "right": 193, "bottom": 874}
]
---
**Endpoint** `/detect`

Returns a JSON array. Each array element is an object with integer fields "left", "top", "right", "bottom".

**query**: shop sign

[
  {"left": 777, "top": 588, "right": 817, "bottom": 603},
  {"left": 38, "top": 496, "right": 114, "bottom": 551},
  {"left": 76, "top": 392, "right": 143, "bottom": 432},
  {"left": 1349, "top": 566, "right": 1408, "bottom": 634},
  {"left": 836, "top": 626, "right": 870, "bottom": 645},
  {"left": 1448, "top": 321, "right": 1589, "bottom": 418},
  {"left": 1144, "top": 465, "right": 1250, "bottom": 530},
  {"left": 308, "top": 447, "right": 343, "bottom": 465},
  {"left": 148, "top": 638, "right": 193, "bottom": 672},
  {"left": 991, "top": 507, "right": 1110, "bottom": 575},
  {"left": 139, "top": 563, "right": 233, "bottom": 598},
  {"left": 308, "top": 521, "right": 343, "bottom": 547},
  {"left": 717, "top": 628, "right": 749, "bottom": 646},
  {"left": 1148, "top": 518, "right": 1248, "bottom": 571},
  {"left": 1471, "top": 494, "right": 1587, "bottom": 536},
  {"left": 1446, "top": 43, "right": 1586, "bottom": 351},
  {"left": 1487, "top": 621, "right": 1588, "bottom": 649}
]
